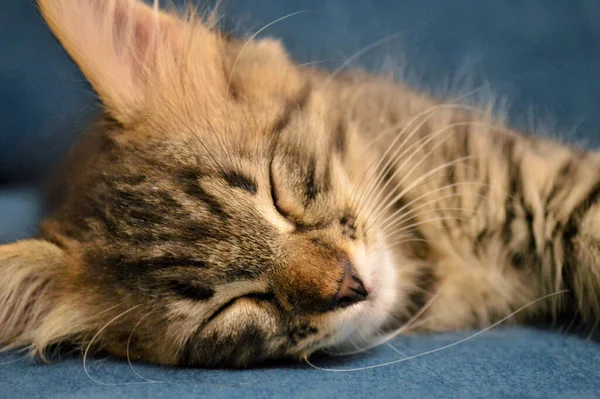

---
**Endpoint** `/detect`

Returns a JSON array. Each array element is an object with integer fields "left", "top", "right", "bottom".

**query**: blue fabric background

[
  {"left": 2, "top": 328, "right": 600, "bottom": 399},
  {"left": 1, "top": 0, "right": 600, "bottom": 397}
]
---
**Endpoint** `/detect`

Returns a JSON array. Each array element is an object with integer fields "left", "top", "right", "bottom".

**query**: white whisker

[
  {"left": 366, "top": 156, "right": 478, "bottom": 232},
  {"left": 126, "top": 310, "right": 164, "bottom": 384},
  {"left": 321, "top": 33, "right": 401, "bottom": 90},
  {"left": 377, "top": 186, "right": 486, "bottom": 233},
  {"left": 83, "top": 305, "right": 151, "bottom": 386},
  {"left": 380, "top": 206, "right": 479, "bottom": 236},
  {"left": 363, "top": 120, "right": 480, "bottom": 226},
  {"left": 380, "top": 217, "right": 471, "bottom": 243},
  {"left": 348, "top": 89, "right": 480, "bottom": 218},
  {"left": 330, "top": 289, "right": 443, "bottom": 357},
  {"left": 586, "top": 318, "right": 599, "bottom": 341},
  {"left": 355, "top": 115, "right": 458, "bottom": 219},
  {"left": 226, "top": 10, "right": 309, "bottom": 92},
  {"left": 304, "top": 290, "right": 568, "bottom": 372}
]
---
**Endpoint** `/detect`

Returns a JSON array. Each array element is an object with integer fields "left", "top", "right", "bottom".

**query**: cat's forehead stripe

[
  {"left": 177, "top": 169, "right": 229, "bottom": 221},
  {"left": 221, "top": 170, "right": 258, "bottom": 194},
  {"left": 334, "top": 119, "right": 347, "bottom": 158},
  {"left": 303, "top": 157, "right": 318, "bottom": 204}
]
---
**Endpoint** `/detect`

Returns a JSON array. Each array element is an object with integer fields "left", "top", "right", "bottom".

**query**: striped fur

[{"left": 0, "top": 0, "right": 598, "bottom": 367}]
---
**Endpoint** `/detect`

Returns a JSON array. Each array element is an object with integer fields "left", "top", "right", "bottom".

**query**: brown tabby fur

[{"left": 0, "top": 0, "right": 599, "bottom": 367}]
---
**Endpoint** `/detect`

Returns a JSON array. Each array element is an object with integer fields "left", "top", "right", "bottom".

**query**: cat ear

[
  {"left": 38, "top": 0, "right": 183, "bottom": 123},
  {"left": 0, "top": 240, "right": 87, "bottom": 358}
]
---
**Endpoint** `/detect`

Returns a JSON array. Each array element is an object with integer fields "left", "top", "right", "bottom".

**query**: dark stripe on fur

[
  {"left": 271, "top": 84, "right": 312, "bottom": 134},
  {"left": 334, "top": 120, "right": 347, "bottom": 157},
  {"left": 288, "top": 325, "right": 318, "bottom": 345},
  {"left": 408, "top": 263, "right": 437, "bottom": 315},
  {"left": 560, "top": 172, "right": 600, "bottom": 305},
  {"left": 502, "top": 136, "right": 519, "bottom": 246},
  {"left": 179, "top": 336, "right": 198, "bottom": 366},
  {"left": 271, "top": 108, "right": 292, "bottom": 134},
  {"left": 178, "top": 169, "right": 228, "bottom": 220},
  {"left": 565, "top": 175, "right": 600, "bottom": 234},
  {"left": 222, "top": 170, "right": 258, "bottom": 194},
  {"left": 561, "top": 224, "right": 579, "bottom": 315},
  {"left": 340, "top": 216, "right": 357, "bottom": 240},
  {"left": 292, "top": 220, "right": 327, "bottom": 232},
  {"left": 303, "top": 157, "right": 318, "bottom": 203},
  {"left": 119, "top": 256, "right": 210, "bottom": 273},
  {"left": 102, "top": 113, "right": 125, "bottom": 129},
  {"left": 546, "top": 158, "right": 578, "bottom": 206},
  {"left": 169, "top": 281, "right": 215, "bottom": 301}
]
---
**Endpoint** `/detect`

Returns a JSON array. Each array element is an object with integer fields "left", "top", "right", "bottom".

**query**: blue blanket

[
  {"left": 2, "top": 1, "right": 600, "bottom": 397},
  {"left": 2, "top": 328, "right": 600, "bottom": 398}
]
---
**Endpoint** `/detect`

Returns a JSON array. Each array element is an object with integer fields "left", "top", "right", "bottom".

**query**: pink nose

[{"left": 334, "top": 262, "right": 368, "bottom": 308}]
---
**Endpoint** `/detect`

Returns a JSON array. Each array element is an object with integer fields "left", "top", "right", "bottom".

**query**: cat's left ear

[
  {"left": 38, "top": 0, "right": 187, "bottom": 123},
  {"left": 39, "top": 0, "right": 302, "bottom": 124}
]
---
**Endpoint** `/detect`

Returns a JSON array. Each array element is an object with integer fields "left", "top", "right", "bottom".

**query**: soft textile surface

[
  {"left": 0, "top": 186, "right": 42, "bottom": 244},
  {"left": 2, "top": 328, "right": 600, "bottom": 399},
  {"left": 2, "top": 0, "right": 600, "bottom": 398}
]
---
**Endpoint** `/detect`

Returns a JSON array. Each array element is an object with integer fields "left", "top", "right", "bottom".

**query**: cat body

[{"left": 0, "top": 0, "right": 598, "bottom": 367}]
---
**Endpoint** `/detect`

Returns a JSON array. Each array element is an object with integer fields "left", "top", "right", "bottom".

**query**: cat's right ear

[
  {"left": 38, "top": 0, "right": 185, "bottom": 124},
  {"left": 0, "top": 240, "right": 89, "bottom": 358}
]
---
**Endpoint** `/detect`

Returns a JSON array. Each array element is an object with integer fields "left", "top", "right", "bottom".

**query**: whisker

[
  {"left": 347, "top": 80, "right": 483, "bottom": 218},
  {"left": 329, "top": 289, "right": 442, "bottom": 357},
  {"left": 381, "top": 208, "right": 479, "bottom": 238},
  {"left": 126, "top": 310, "right": 164, "bottom": 384},
  {"left": 586, "top": 318, "right": 599, "bottom": 341},
  {"left": 304, "top": 290, "right": 568, "bottom": 372},
  {"left": 361, "top": 119, "right": 514, "bottom": 235},
  {"left": 353, "top": 111, "right": 458, "bottom": 220},
  {"left": 351, "top": 100, "right": 490, "bottom": 224},
  {"left": 372, "top": 237, "right": 430, "bottom": 254},
  {"left": 298, "top": 60, "right": 327, "bottom": 67},
  {"left": 82, "top": 305, "right": 151, "bottom": 386},
  {"left": 363, "top": 174, "right": 487, "bottom": 230},
  {"left": 376, "top": 186, "right": 486, "bottom": 233},
  {"left": 362, "top": 137, "right": 468, "bottom": 227},
  {"left": 226, "top": 10, "right": 310, "bottom": 93},
  {"left": 379, "top": 218, "right": 472, "bottom": 245},
  {"left": 321, "top": 33, "right": 402, "bottom": 90},
  {"left": 365, "top": 156, "right": 479, "bottom": 232},
  {"left": 350, "top": 116, "right": 425, "bottom": 221},
  {"left": 363, "top": 119, "right": 483, "bottom": 224}
]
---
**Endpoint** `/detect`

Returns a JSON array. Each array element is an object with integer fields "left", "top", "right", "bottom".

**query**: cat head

[{"left": 0, "top": 0, "right": 416, "bottom": 367}]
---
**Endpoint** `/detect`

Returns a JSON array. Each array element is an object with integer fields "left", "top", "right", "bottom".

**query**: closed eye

[
  {"left": 269, "top": 160, "right": 324, "bottom": 231},
  {"left": 205, "top": 292, "right": 275, "bottom": 324},
  {"left": 269, "top": 159, "right": 292, "bottom": 221}
]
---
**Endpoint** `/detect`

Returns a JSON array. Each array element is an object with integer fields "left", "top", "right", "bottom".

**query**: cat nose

[{"left": 334, "top": 262, "right": 368, "bottom": 309}]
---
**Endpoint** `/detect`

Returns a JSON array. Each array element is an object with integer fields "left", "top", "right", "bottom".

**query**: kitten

[{"left": 0, "top": 0, "right": 598, "bottom": 368}]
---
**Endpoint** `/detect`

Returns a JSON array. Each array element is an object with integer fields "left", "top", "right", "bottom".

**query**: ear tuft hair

[{"left": 38, "top": 0, "right": 190, "bottom": 123}]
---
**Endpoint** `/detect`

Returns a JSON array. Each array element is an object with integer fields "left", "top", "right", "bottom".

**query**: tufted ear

[
  {"left": 38, "top": 0, "right": 186, "bottom": 123},
  {"left": 0, "top": 240, "right": 88, "bottom": 358},
  {"left": 38, "top": 0, "right": 303, "bottom": 127}
]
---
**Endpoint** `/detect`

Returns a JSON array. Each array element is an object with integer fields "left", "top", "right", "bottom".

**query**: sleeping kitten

[{"left": 0, "top": 0, "right": 598, "bottom": 368}]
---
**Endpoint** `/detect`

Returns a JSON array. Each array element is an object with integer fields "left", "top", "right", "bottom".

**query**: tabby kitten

[{"left": 0, "top": 0, "right": 598, "bottom": 368}]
